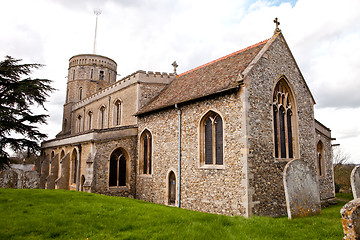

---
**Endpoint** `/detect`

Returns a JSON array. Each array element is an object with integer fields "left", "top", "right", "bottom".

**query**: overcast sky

[{"left": 1, "top": 0, "right": 359, "bottom": 163}]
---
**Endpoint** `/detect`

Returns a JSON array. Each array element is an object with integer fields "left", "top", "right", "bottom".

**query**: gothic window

[
  {"left": 71, "top": 149, "right": 77, "bottom": 184},
  {"left": 77, "top": 115, "right": 82, "bottom": 133},
  {"left": 87, "top": 111, "right": 93, "bottom": 130},
  {"left": 317, "top": 141, "right": 325, "bottom": 177},
  {"left": 99, "top": 106, "right": 106, "bottom": 129},
  {"left": 140, "top": 130, "right": 152, "bottom": 174},
  {"left": 79, "top": 87, "right": 83, "bottom": 100},
  {"left": 273, "top": 79, "right": 296, "bottom": 159},
  {"left": 109, "top": 148, "right": 127, "bottom": 187},
  {"left": 99, "top": 70, "right": 104, "bottom": 80},
  {"left": 201, "top": 111, "right": 223, "bottom": 165},
  {"left": 114, "top": 100, "right": 121, "bottom": 126},
  {"left": 168, "top": 171, "right": 176, "bottom": 205}
]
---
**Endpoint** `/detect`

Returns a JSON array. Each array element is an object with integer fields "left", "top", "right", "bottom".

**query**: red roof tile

[{"left": 137, "top": 39, "right": 268, "bottom": 115}]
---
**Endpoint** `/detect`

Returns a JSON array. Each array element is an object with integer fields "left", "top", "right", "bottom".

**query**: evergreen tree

[{"left": 0, "top": 56, "right": 55, "bottom": 169}]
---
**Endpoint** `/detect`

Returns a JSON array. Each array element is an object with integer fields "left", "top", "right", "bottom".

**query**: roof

[{"left": 137, "top": 39, "right": 269, "bottom": 115}]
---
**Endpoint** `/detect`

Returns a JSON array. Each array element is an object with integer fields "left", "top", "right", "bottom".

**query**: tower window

[
  {"left": 91, "top": 69, "right": 93, "bottom": 80},
  {"left": 99, "top": 71, "right": 104, "bottom": 80},
  {"left": 79, "top": 87, "right": 83, "bottom": 100}
]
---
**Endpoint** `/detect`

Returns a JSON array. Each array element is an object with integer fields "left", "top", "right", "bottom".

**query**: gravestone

[
  {"left": 341, "top": 198, "right": 360, "bottom": 239},
  {"left": 283, "top": 159, "right": 321, "bottom": 219},
  {"left": 351, "top": 166, "right": 360, "bottom": 199}
]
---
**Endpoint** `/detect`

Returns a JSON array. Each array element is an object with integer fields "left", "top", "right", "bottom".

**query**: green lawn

[{"left": 0, "top": 189, "right": 346, "bottom": 239}]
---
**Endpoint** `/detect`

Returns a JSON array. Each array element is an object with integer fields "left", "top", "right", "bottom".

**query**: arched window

[
  {"left": 273, "top": 79, "right": 296, "bottom": 159},
  {"left": 79, "top": 87, "right": 83, "bottom": 100},
  {"left": 99, "top": 70, "right": 104, "bottom": 80},
  {"left": 168, "top": 171, "right": 176, "bottom": 205},
  {"left": 71, "top": 149, "right": 77, "bottom": 184},
  {"left": 317, "top": 141, "right": 325, "bottom": 177},
  {"left": 77, "top": 115, "right": 82, "bottom": 133},
  {"left": 109, "top": 148, "right": 127, "bottom": 187},
  {"left": 87, "top": 111, "right": 93, "bottom": 130},
  {"left": 114, "top": 100, "right": 121, "bottom": 126},
  {"left": 99, "top": 106, "right": 106, "bottom": 129},
  {"left": 59, "top": 150, "right": 65, "bottom": 178},
  {"left": 200, "top": 111, "right": 223, "bottom": 165},
  {"left": 140, "top": 130, "right": 152, "bottom": 174}
]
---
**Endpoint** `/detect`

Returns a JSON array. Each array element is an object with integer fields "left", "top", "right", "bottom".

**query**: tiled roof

[{"left": 137, "top": 39, "right": 269, "bottom": 115}]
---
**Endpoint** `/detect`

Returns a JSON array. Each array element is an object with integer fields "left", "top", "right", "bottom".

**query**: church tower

[
  {"left": 57, "top": 9, "right": 118, "bottom": 136},
  {"left": 58, "top": 55, "right": 117, "bottom": 136}
]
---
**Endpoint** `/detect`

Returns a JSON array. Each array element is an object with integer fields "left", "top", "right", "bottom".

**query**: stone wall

[
  {"left": 137, "top": 91, "right": 249, "bottom": 216},
  {"left": 315, "top": 120, "right": 335, "bottom": 201},
  {"left": 245, "top": 33, "right": 317, "bottom": 216},
  {"left": 0, "top": 164, "right": 39, "bottom": 189},
  {"left": 92, "top": 136, "right": 137, "bottom": 197}
]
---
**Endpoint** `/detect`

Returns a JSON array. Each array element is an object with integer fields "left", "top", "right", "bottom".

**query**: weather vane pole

[{"left": 93, "top": 9, "right": 102, "bottom": 54}]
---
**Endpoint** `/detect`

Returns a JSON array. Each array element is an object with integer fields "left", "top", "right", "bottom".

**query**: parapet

[
  {"left": 72, "top": 70, "right": 175, "bottom": 110},
  {"left": 69, "top": 54, "right": 117, "bottom": 71}
]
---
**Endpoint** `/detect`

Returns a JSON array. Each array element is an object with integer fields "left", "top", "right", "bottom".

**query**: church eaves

[{"left": 136, "top": 39, "right": 269, "bottom": 115}]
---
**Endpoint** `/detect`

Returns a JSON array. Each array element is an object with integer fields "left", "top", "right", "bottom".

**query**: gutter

[{"left": 175, "top": 104, "right": 181, "bottom": 208}]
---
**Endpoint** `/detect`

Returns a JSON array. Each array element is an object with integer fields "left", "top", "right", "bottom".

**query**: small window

[
  {"left": 87, "top": 111, "right": 93, "bottom": 130},
  {"left": 109, "top": 148, "right": 127, "bottom": 187},
  {"left": 99, "top": 70, "right": 104, "bottom": 80},
  {"left": 317, "top": 141, "right": 325, "bottom": 177},
  {"left": 114, "top": 100, "right": 121, "bottom": 126},
  {"left": 140, "top": 130, "right": 152, "bottom": 174},
  {"left": 77, "top": 115, "right": 82, "bottom": 133},
  {"left": 201, "top": 111, "right": 223, "bottom": 166},
  {"left": 73, "top": 70, "right": 75, "bottom": 80},
  {"left": 99, "top": 106, "right": 106, "bottom": 129},
  {"left": 79, "top": 87, "right": 83, "bottom": 100},
  {"left": 90, "top": 69, "right": 93, "bottom": 80}
]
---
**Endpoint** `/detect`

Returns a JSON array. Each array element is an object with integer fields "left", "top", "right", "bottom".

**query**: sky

[{"left": 1, "top": 0, "right": 359, "bottom": 163}]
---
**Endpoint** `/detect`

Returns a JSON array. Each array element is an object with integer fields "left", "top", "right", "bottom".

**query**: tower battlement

[{"left": 69, "top": 54, "right": 117, "bottom": 71}]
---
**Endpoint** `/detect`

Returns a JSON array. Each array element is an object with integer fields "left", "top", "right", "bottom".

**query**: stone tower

[{"left": 58, "top": 54, "right": 117, "bottom": 136}]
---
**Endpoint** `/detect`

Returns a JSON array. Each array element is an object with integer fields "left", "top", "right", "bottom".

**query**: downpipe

[{"left": 175, "top": 104, "right": 182, "bottom": 208}]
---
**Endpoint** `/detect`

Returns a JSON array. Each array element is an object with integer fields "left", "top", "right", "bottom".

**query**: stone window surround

[
  {"left": 139, "top": 128, "right": 152, "bottom": 175},
  {"left": 316, "top": 140, "right": 326, "bottom": 178},
  {"left": 70, "top": 148, "right": 78, "bottom": 186},
  {"left": 198, "top": 109, "right": 226, "bottom": 170},
  {"left": 165, "top": 168, "right": 178, "bottom": 206},
  {"left": 272, "top": 76, "right": 300, "bottom": 162},
  {"left": 112, "top": 98, "right": 123, "bottom": 127},
  {"left": 86, "top": 110, "right": 93, "bottom": 131},
  {"left": 76, "top": 114, "right": 82, "bottom": 133},
  {"left": 98, "top": 105, "right": 107, "bottom": 129},
  {"left": 107, "top": 147, "right": 131, "bottom": 190}
]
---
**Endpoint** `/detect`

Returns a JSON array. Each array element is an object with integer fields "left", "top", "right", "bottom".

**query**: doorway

[{"left": 168, "top": 171, "right": 176, "bottom": 205}]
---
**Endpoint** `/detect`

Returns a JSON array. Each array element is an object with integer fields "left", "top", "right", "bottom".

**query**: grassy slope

[{"left": 0, "top": 189, "right": 345, "bottom": 240}]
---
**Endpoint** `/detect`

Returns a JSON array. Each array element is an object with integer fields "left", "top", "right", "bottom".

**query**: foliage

[
  {"left": 332, "top": 146, "right": 353, "bottom": 193},
  {"left": 0, "top": 56, "right": 54, "bottom": 169},
  {"left": 0, "top": 189, "right": 345, "bottom": 240}
]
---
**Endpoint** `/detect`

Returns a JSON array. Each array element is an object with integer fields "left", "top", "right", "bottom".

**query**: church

[{"left": 40, "top": 22, "right": 335, "bottom": 217}]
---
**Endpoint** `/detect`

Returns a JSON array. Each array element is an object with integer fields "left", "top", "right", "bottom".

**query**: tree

[
  {"left": 0, "top": 56, "right": 55, "bottom": 169},
  {"left": 332, "top": 146, "right": 352, "bottom": 193}
]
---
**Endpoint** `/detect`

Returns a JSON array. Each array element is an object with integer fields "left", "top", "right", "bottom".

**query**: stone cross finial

[
  {"left": 172, "top": 61, "right": 178, "bottom": 75},
  {"left": 274, "top": 17, "right": 281, "bottom": 34}
]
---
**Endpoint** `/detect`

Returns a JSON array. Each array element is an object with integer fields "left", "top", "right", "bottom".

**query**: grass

[
  {"left": 0, "top": 189, "right": 346, "bottom": 240},
  {"left": 335, "top": 192, "right": 353, "bottom": 201}
]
